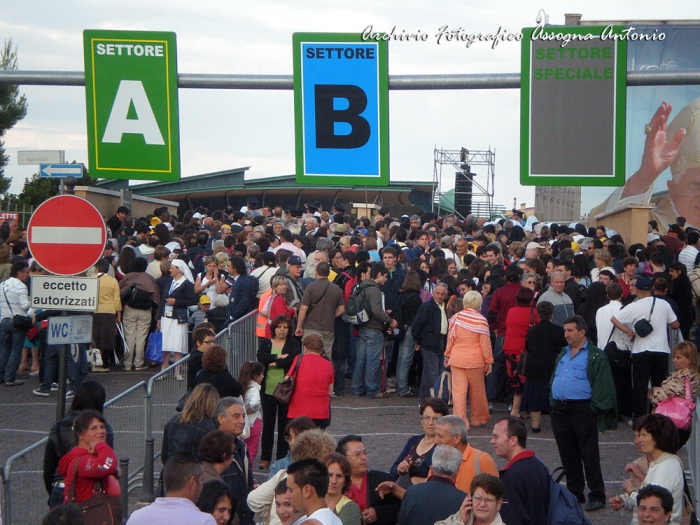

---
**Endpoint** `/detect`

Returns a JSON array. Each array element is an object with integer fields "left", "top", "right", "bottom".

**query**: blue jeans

[
  {"left": 397, "top": 332, "right": 415, "bottom": 396},
  {"left": 0, "top": 317, "right": 26, "bottom": 383},
  {"left": 487, "top": 336, "right": 505, "bottom": 402},
  {"left": 420, "top": 346, "right": 445, "bottom": 401},
  {"left": 70, "top": 344, "right": 89, "bottom": 391},
  {"left": 352, "top": 327, "right": 384, "bottom": 397}
]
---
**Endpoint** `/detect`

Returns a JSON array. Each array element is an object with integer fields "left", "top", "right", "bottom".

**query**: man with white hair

[
  {"left": 376, "top": 445, "right": 466, "bottom": 525},
  {"left": 537, "top": 271, "right": 574, "bottom": 327},
  {"left": 434, "top": 415, "right": 498, "bottom": 494},
  {"left": 523, "top": 242, "right": 542, "bottom": 260}
]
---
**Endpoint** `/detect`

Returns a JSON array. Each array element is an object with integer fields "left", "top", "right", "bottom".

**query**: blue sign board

[
  {"left": 40, "top": 163, "right": 84, "bottom": 178},
  {"left": 293, "top": 33, "right": 389, "bottom": 186}
]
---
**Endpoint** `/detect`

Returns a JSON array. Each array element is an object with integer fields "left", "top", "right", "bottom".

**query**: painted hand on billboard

[{"left": 621, "top": 101, "right": 687, "bottom": 199}]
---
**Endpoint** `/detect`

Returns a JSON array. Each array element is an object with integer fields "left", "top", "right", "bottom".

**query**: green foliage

[{"left": 0, "top": 38, "right": 29, "bottom": 196}]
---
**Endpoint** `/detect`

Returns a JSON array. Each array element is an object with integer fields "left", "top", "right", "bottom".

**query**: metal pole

[
  {"left": 140, "top": 438, "right": 155, "bottom": 504},
  {"left": 1, "top": 70, "right": 700, "bottom": 89},
  {"left": 1, "top": 467, "right": 10, "bottom": 525},
  {"left": 119, "top": 457, "right": 129, "bottom": 523},
  {"left": 55, "top": 339, "right": 69, "bottom": 422},
  {"left": 55, "top": 176, "right": 78, "bottom": 422}
]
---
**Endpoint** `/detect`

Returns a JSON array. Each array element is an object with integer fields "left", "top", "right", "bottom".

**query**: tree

[
  {"left": 18, "top": 162, "right": 95, "bottom": 207},
  {"left": 0, "top": 38, "right": 28, "bottom": 196}
]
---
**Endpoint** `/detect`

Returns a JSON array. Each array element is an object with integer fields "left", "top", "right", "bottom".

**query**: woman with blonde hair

[
  {"left": 261, "top": 276, "right": 296, "bottom": 338},
  {"left": 590, "top": 249, "right": 614, "bottom": 282},
  {"left": 161, "top": 383, "right": 220, "bottom": 465},
  {"left": 247, "top": 429, "right": 337, "bottom": 525},
  {"left": 444, "top": 291, "right": 493, "bottom": 428},
  {"left": 651, "top": 341, "right": 700, "bottom": 447}
]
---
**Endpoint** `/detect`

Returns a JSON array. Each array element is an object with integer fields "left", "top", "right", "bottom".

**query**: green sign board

[
  {"left": 83, "top": 30, "right": 180, "bottom": 181},
  {"left": 293, "top": 33, "right": 389, "bottom": 186},
  {"left": 520, "top": 25, "right": 627, "bottom": 186}
]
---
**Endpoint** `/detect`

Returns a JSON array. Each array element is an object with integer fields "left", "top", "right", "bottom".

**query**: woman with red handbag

[
  {"left": 58, "top": 410, "right": 121, "bottom": 522},
  {"left": 651, "top": 341, "right": 700, "bottom": 447}
]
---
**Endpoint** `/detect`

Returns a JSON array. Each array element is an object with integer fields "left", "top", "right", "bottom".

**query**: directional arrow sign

[{"left": 40, "top": 164, "right": 84, "bottom": 178}]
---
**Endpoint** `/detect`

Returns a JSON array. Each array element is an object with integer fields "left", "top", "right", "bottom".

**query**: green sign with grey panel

[{"left": 520, "top": 25, "right": 627, "bottom": 186}]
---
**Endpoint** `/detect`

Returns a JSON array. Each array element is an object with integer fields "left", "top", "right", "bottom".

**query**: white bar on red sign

[{"left": 30, "top": 226, "right": 104, "bottom": 244}]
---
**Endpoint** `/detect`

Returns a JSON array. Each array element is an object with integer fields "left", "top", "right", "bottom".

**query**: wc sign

[
  {"left": 293, "top": 33, "right": 389, "bottom": 186},
  {"left": 83, "top": 30, "right": 180, "bottom": 181}
]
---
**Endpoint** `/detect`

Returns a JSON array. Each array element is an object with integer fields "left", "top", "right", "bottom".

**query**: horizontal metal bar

[{"left": 2, "top": 69, "right": 700, "bottom": 89}]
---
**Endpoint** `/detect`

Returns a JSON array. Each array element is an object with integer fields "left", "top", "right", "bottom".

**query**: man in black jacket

[
  {"left": 217, "top": 397, "right": 255, "bottom": 525},
  {"left": 411, "top": 283, "right": 449, "bottom": 401},
  {"left": 337, "top": 435, "right": 400, "bottom": 525},
  {"left": 491, "top": 416, "right": 550, "bottom": 525}
]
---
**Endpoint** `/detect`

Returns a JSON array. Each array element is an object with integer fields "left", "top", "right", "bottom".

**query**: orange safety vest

[{"left": 256, "top": 288, "right": 273, "bottom": 337}]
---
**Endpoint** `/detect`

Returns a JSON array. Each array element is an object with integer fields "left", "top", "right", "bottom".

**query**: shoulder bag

[
  {"left": 603, "top": 311, "right": 632, "bottom": 374},
  {"left": 67, "top": 457, "right": 122, "bottom": 525},
  {"left": 272, "top": 353, "right": 303, "bottom": 404},
  {"left": 633, "top": 297, "right": 656, "bottom": 338},
  {"left": 2, "top": 282, "right": 33, "bottom": 331},
  {"left": 656, "top": 375, "right": 696, "bottom": 430}
]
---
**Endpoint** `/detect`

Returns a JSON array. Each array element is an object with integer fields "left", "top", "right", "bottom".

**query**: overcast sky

[{"left": 2, "top": 1, "right": 699, "bottom": 215}]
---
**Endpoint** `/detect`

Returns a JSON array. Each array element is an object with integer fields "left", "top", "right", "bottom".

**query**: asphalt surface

[{"left": 0, "top": 368, "right": 688, "bottom": 525}]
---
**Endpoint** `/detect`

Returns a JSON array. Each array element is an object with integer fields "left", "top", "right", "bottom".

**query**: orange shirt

[
  {"left": 445, "top": 323, "right": 493, "bottom": 369},
  {"left": 455, "top": 444, "right": 499, "bottom": 493}
]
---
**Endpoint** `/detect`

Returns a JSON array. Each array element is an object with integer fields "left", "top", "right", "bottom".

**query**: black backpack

[{"left": 124, "top": 285, "right": 152, "bottom": 310}]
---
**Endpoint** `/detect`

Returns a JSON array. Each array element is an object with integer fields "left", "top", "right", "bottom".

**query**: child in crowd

[{"left": 238, "top": 361, "right": 265, "bottom": 462}]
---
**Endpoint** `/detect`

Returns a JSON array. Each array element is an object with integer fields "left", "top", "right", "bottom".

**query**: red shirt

[
  {"left": 287, "top": 353, "right": 334, "bottom": 419},
  {"left": 264, "top": 294, "right": 295, "bottom": 338},
  {"left": 488, "top": 282, "right": 523, "bottom": 336},
  {"left": 346, "top": 473, "right": 368, "bottom": 511},
  {"left": 58, "top": 442, "right": 119, "bottom": 503},
  {"left": 503, "top": 306, "right": 539, "bottom": 355}
]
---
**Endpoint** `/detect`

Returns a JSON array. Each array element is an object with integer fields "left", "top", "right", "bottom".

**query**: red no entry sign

[{"left": 27, "top": 195, "right": 107, "bottom": 276}]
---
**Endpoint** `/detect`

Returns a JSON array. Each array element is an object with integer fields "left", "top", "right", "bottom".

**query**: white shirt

[
  {"left": 595, "top": 301, "right": 631, "bottom": 351},
  {"left": 613, "top": 296, "right": 677, "bottom": 354},
  {"left": 0, "top": 277, "right": 30, "bottom": 320},
  {"left": 251, "top": 265, "right": 277, "bottom": 298},
  {"left": 678, "top": 244, "right": 699, "bottom": 274},
  {"left": 126, "top": 497, "right": 216, "bottom": 525},
  {"left": 272, "top": 242, "right": 307, "bottom": 263},
  {"left": 304, "top": 508, "right": 342, "bottom": 525}
]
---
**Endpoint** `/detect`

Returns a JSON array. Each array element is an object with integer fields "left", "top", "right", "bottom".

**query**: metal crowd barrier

[{"left": 1, "top": 311, "right": 258, "bottom": 525}]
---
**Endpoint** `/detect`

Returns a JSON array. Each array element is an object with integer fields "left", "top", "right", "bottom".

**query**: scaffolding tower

[{"left": 432, "top": 147, "right": 497, "bottom": 219}]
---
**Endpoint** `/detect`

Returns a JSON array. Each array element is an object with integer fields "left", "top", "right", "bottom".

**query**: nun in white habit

[{"left": 159, "top": 258, "right": 197, "bottom": 379}]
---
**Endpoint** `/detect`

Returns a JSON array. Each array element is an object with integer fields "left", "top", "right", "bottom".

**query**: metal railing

[
  {"left": 0, "top": 203, "right": 35, "bottom": 228},
  {"left": 0, "top": 311, "right": 257, "bottom": 525}
]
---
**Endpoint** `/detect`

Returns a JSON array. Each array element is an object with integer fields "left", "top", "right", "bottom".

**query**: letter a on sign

[
  {"left": 102, "top": 80, "right": 166, "bottom": 145},
  {"left": 293, "top": 33, "right": 389, "bottom": 186},
  {"left": 83, "top": 30, "right": 180, "bottom": 181}
]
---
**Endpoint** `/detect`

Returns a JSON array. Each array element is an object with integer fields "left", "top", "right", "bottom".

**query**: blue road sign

[
  {"left": 40, "top": 163, "right": 84, "bottom": 178},
  {"left": 293, "top": 33, "right": 389, "bottom": 186}
]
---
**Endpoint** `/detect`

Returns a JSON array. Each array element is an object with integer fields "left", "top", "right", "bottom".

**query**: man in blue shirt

[{"left": 550, "top": 315, "right": 617, "bottom": 513}]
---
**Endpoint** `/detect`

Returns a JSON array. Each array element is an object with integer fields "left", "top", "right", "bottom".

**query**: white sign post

[
  {"left": 18, "top": 150, "right": 65, "bottom": 165},
  {"left": 31, "top": 276, "right": 100, "bottom": 312},
  {"left": 48, "top": 315, "right": 94, "bottom": 345}
]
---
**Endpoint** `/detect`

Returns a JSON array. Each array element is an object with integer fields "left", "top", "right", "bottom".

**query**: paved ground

[{"left": 0, "top": 369, "right": 688, "bottom": 525}]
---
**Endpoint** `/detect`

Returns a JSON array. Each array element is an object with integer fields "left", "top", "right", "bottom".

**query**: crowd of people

[{"left": 4, "top": 202, "right": 700, "bottom": 525}]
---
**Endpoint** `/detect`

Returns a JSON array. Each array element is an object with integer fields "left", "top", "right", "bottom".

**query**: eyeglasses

[
  {"left": 346, "top": 450, "right": 368, "bottom": 458},
  {"left": 202, "top": 340, "right": 216, "bottom": 344},
  {"left": 420, "top": 416, "right": 440, "bottom": 423},
  {"left": 472, "top": 496, "right": 497, "bottom": 505}
]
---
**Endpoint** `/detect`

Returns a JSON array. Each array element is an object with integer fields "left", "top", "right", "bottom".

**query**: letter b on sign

[
  {"left": 315, "top": 85, "right": 370, "bottom": 149},
  {"left": 294, "top": 33, "right": 389, "bottom": 186}
]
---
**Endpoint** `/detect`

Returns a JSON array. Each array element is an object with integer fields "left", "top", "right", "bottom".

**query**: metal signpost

[
  {"left": 82, "top": 30, "right": 180, "bottom": 181},
  {"left": 26, "top": 190, "right": 104, "bottom": 421},
  {"left": 293, "top": 33, "right": 389, "bottom": 186},
  {"left": 520, "top": 25, "right": 627, "bottom": 186}
]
